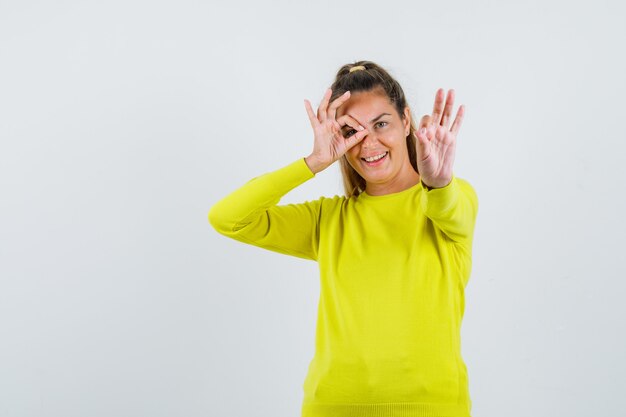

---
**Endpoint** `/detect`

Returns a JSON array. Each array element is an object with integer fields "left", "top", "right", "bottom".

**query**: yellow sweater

[{"left": 208, "top": 158, "right": 479, "bottom": 417}]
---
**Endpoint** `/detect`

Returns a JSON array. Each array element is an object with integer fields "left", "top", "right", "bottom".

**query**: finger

[
  {"left": 317, "top": 88, "right": 332, "bottom": 122},
  {"left": 345, "top": 128, "right": 369, "bottom": 150},
  {"left": 414, "top": 128, "right": 431, "bottom": 159},
  {"left": 304, "top": 99, "right": 320, "bottom": 128},
  {"left": 327, "top": 90, "right": 351, "bottom": 120},
  {"left": 414, "top": 127, "right": 428, "bottom": 144},
  {"left": 431, "top": 88, "right": 445, "bottom": 126},
  {"left": 450, "top": 104, "right": 465, "bottom": 135},
  {"left": 337, "top": 114, "right": 364, "bottom": 129},
  {"left": 419, "top": 115, "right": 431, "bottom": 129},
  {"left": 425, "top": 123, "right": 436, "bottom": 141},
  {"left": 435, "top": 125, "right": 446, "bottom": 141},
  {"left": 337, "top": 114, "right": 365, "bottom": 137},
  {"left": 440, "top": 89, "right": 455, "bottom": 128}
]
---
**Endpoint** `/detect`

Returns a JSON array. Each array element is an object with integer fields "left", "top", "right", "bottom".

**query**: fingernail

[{"left": 358, "top": 125, "right": 364, "bottom": 130}]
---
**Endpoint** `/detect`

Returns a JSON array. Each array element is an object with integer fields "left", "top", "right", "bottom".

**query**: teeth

[{"left": 364, "top": 152, "right": 387, "bottom": 162}]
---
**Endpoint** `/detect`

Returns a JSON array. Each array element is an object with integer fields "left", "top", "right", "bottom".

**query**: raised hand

[
  {"left": 414, "top": 88, "right": 465, "bottom": 189},
  {"left": 303, "top": 88, "right": 370, "bottom": 174}
]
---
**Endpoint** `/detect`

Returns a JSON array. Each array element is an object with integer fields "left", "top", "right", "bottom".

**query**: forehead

[{"left": 336, "top": 90, "right": 396, "bottom": 120}]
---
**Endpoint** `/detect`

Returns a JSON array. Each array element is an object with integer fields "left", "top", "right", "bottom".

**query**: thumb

[
  {"left": 414, "top": 128, "right": 430, "bottom": 159},
  {"left": 344, "top": 128, "right": 368, "bottom": 151}
]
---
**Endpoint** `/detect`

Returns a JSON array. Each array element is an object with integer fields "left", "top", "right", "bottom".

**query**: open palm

[{"left": 414, "top": 88, "right": 465, "bottom": 189}]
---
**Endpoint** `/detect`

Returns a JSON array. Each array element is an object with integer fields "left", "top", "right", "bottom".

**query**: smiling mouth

[{"left": 361, "top": 151, "right": 388, "bottom": 163}]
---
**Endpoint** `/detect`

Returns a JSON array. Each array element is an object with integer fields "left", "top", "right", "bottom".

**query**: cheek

[
  {"left": 344, "top": 147, "right": 362, "bottom": 171},
  {"left": 387, "top": 131, "right": 408, "bottom": 149},
  {"left": 346, "top": 143, "right": 361, "bottom": 159}
]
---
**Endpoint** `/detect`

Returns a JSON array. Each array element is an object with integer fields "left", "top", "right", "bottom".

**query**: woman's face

[{"left": 336, "top": 89, "right": 417, "bottom": 193}]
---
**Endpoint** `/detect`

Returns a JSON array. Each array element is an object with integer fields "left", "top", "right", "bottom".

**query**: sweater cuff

[
  {"left": 420, "top": 175, "right": 459, "bottom": 214},
  {"left": 299, "top": 157, "right": 317, "bottom": 177},
  {"left": 261, "top": 157, "right": 315, "bottom": 193}
]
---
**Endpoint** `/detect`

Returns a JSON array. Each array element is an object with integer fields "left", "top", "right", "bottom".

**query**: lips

[
  {"left": 361, "top": 151, "right": 388, "bottom": 166},
  {"left": 361, "top": 151, "right": 388, "bottom": 162}
]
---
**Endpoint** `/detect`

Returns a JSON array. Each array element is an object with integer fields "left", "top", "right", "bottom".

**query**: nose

[{"left": 360, "top": 130, "right": 379, "bottom": 150}]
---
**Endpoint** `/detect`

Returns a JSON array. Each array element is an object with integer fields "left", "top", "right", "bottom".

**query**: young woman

[{"left": 209, "top": 61, "right": 479, "bottom": 417}]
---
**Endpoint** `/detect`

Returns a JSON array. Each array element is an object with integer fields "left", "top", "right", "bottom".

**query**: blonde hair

[{"left": 330, "top": 61, "right": 419, "bottom": 198}]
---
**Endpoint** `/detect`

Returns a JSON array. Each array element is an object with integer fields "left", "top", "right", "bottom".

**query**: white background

[{"left": 1, "top": 1, "right": 625, "bottom": 416}]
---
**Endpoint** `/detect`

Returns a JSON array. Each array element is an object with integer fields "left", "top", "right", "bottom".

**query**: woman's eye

[
  {"left": 376, "top": 121, "right": 388, "bottom": 128},
  {"left": 344, "top": 129, "right": 356, "bottom": 138}
]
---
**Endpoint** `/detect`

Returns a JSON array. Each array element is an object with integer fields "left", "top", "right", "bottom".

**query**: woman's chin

[
  {"left": 361, "top": 163, "right": 392, "bottom": 178},
  {"left": 361, "top": 172, "right": 392, "bottom": 185}
]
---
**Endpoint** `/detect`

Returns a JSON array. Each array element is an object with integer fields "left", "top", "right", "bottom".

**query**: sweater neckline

[{"left": 359, "top": 181, "right": 422, "bottom": 201}]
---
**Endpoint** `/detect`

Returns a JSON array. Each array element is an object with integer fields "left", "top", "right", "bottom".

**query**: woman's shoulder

[
  {"left": 285, "top": 194, "right": 346, "bottom": 210},
  {"left": 453, "top": 176, "right": 478, "bottom": 202},
  {"left": 319, "top": 194, "right": 347, "bottom": 207},
  {"left": 303, "top": 194, "right": 350, "bottom": 215}
]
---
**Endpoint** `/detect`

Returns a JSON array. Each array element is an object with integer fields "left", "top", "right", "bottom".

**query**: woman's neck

[{"left": 364, "top": 169, "right": 421, "bottom": 196}]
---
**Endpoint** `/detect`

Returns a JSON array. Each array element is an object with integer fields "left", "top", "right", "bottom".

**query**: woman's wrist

[
  {"left": 304, "top": 155, "right": 328, "bottom": 174},
  {"left": 421, "top": 177, "right": 453, "bottom": 190}
]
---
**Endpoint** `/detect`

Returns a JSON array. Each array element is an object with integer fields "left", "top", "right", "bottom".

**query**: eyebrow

[
  {"left": 370, "top": 113, "right": 391, "bottom": 123},
  {"left": 342, "top": 113, "right": 391, "bottom": 130}
]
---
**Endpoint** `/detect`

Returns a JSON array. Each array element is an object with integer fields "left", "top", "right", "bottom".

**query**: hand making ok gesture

[
  {"left": 303, "top": 88, "right": 370, "bottom": 174},
  {"left": 414, "top": 88, "right": 465, "bottom": 189}
]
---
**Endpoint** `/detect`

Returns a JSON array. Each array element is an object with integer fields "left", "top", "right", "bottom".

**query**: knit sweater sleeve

[
  {"left": 419, "top": 175, "right": 479, "bottom": 246},
  {"left": 208, "top": 158, "right": 321, "bottom": 261}
]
